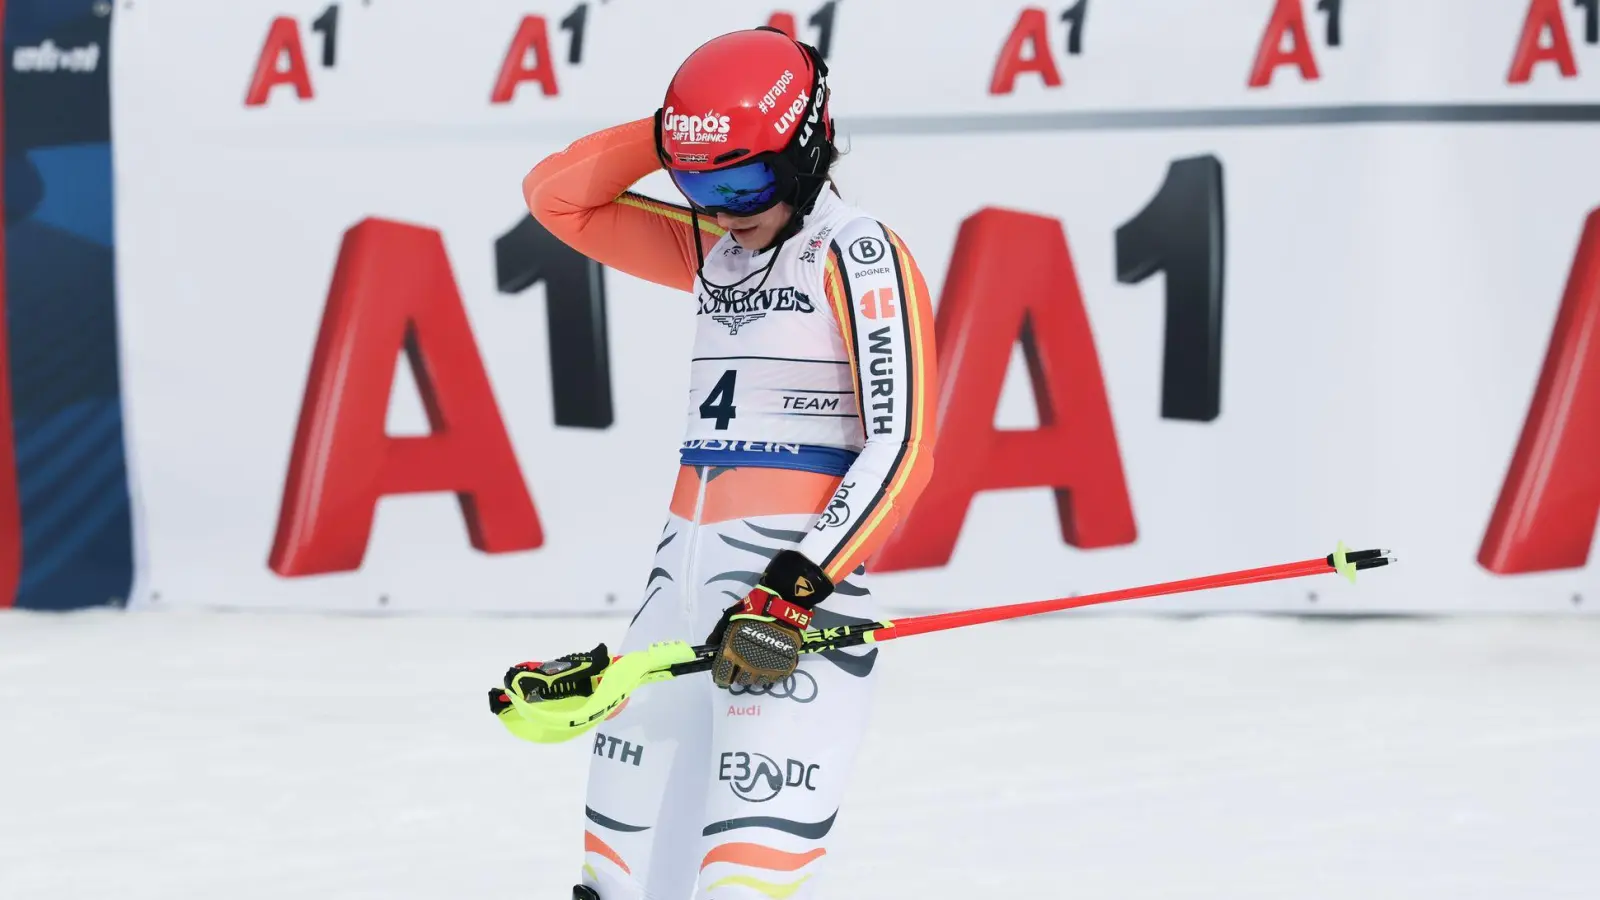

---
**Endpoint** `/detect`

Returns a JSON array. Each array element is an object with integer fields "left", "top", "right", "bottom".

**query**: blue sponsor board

[{"left": 3, "top": 0, "right": 132, "bottom": 609}]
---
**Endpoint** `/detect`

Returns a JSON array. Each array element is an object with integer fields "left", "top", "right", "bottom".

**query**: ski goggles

[{"left": 668, "top": 158, "right": 788, "bottom": 216}]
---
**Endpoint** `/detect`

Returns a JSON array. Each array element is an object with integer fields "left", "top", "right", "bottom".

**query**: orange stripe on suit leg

[
  {"left": 700, "top": 843, "right": 828, "bottom": 872},
  {"left": 585, "top": 831, "right": 631, "bottom": 875}
]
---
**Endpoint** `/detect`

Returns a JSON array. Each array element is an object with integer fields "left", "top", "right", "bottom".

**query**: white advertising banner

[{"left": 112, "top": 0, "right": 1600, "bottom": 612}]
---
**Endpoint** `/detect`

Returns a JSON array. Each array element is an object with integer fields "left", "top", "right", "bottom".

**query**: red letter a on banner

[
  {"left": 871, "top": 209, "right": 1137, "bottom": 572},
  {"left": 1479, "top": 209, "right": 1600, "bottom": 574},
  {"left": 269, "top": 218, "right": 543, "bottom": 577},
  {"left": 1247, "top": 0, "right": 1320, "bottom": 87},
  {"left": 244, "top": 17, "right": 314, "bottom": 107},
  {"left": 1507, "top": 0, "right": 1579, "bottom": 84},
  {"left": 491, "top": 16, "right": 560, "bottom": 103},
  {"left": 989, "top": 8, "right": 1063, "bottom": 95}
]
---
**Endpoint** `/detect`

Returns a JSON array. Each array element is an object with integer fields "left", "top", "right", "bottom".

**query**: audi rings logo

[
  {"left": 718, "top": 751, "right": 821, "bottom": 803},
  {"left": 727, "top": 668, "right": 818, "bottom": 703}
]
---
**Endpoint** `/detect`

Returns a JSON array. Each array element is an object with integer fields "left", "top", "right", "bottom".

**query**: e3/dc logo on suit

[
  {"left": 848, "top": 236, "right": 886, "bottom": 265},
  {"left": 718, "top": 751, "right": 821, "bottom": 803}
]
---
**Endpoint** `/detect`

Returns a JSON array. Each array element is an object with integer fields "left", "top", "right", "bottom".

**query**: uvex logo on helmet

[
  {"left": 772, "top": 90, "right": 810, "bottom": 137},
  {"left": 799, "top": 78, "right": 827, "bottom": 146},
  {"left": 663, "top": 107, "right": 732, "bottom": 144},
  {"left": 773, "top": 77, "right": 827, "bottom": 140}
]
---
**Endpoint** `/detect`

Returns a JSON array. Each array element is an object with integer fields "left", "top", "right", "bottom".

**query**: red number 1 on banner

[{"left": 1116, "top": 155, "right": 1227, "bottom": 422}]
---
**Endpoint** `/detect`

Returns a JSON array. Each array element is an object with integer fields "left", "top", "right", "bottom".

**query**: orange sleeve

[
  {"left": 802, "top": 222, "right": 938, "bottom": 583},
  {"left": 522, "top": 117, "right": 723, "bottom": 293}
]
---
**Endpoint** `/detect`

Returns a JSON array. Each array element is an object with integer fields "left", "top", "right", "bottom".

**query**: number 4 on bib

[{"left": 700, "top": 369, "right": 738, "bottom": 430}]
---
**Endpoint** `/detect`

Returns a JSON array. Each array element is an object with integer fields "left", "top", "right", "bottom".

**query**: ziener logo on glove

[
  {"left": 718, "top": 751, "right": 819, "bottom": 803},
  {"left": 743, "top": 628, "right": 791, "bottom": 651}
]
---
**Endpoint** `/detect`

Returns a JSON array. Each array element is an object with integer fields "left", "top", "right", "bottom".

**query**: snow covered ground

[{"left": 2, "top": 609, "right": 1597, "bottom": 899}]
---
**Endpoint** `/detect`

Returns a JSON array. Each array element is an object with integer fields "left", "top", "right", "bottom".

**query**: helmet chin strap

[
  {"left": 688, "top": 206, "right": 784, "bottom": 293},
  {"left": 688, "top": 164, "right": 830, "bottom": 293},
  {"left": 768, "top": 169, "right": 831, "bottom": 248}
]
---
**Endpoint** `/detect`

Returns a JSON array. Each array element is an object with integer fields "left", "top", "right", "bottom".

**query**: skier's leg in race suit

[{"left": 581, "top": 465, "right": 881, "bottom": 900}]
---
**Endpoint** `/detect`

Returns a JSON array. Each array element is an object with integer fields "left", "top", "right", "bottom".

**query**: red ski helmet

[{"left": 655, "top": 28, "right": 834, "bottom": 218}]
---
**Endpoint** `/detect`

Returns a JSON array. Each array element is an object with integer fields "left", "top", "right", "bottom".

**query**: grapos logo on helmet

[{"left": 664, "top": 107, "right": 732, "bottom": 144}]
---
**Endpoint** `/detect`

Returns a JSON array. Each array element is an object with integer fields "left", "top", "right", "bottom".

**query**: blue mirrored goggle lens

[{"left": 670, "top": 161, "right": 780, "bottom": 214}]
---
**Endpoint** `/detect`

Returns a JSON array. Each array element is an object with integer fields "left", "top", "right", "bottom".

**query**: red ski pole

[
  {"left": 497, "top": 544, "right": 1397, "bottom": 744},
  {"left": 789, "top": 544, "right": 1397, "bottom": 653}
]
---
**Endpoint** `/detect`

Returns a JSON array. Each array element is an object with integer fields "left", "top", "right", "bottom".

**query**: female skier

[{"left": 519, "top": 26, "right": 936, "bottom": 900}]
